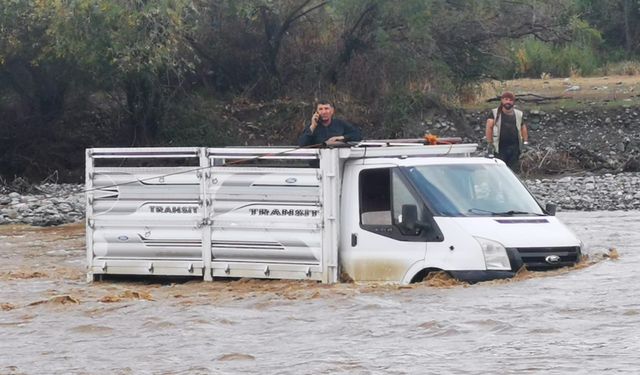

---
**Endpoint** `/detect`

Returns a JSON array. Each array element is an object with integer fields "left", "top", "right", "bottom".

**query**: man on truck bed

[{"left": 298, "top": 100, "right": 362, "bottom": 146}]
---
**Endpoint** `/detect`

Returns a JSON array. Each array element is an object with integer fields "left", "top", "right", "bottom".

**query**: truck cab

[{"left": 340, "top": 156, "right": 582, "bottom": 283}]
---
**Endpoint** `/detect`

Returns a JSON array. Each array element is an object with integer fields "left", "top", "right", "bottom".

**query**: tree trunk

[
  {"left": 623, "top": 0, "right": 633, "bottom": 54},
  {"left": 124, "top": 75, "right": 160, "bottom": 146},
  {"left": 259, "top": 1, "right": 327, "bottom": 85}
]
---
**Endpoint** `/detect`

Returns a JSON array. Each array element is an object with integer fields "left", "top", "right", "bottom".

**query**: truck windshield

[{"left": 406, "top": 163, "right": 544, "bottom": 217}]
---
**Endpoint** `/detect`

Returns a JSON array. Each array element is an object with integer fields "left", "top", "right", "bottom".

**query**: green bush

[
  {"left": 510, "top": 18, "right": 603, "bottom": 78},
  {"left": 375, "top": 92, "right": 414, "bottom": 138},
  {"left": 513, "top": 38, "right": 601, "bottom": 77},
  {"left": 554, "top": 45, "right": 600, "bottom": 76},
  {"left": 373, "top": 91, "right": 445, "bottom": 139},
  {"left": 158, "top": 96, "right": 240, "bottom": 147}
]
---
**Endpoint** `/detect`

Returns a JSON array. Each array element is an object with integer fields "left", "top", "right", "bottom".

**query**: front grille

[{"left": 515, "top": 246, "right": 581, "bottom": 271}]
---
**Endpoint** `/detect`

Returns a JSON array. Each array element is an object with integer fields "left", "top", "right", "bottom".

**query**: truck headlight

[{"left": 475, "top": 237, "right": 511, "bottom": 271}]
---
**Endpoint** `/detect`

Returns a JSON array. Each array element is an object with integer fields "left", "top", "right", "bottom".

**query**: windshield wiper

[
  {"left": 468, "top": 208, "right": 495, "bottom": 215},
  {"left": 491, "top": 210, "right": 544, "bottom": 216},
  {"left": 468, "top": 208, "right": 544, "bottom": 216}
]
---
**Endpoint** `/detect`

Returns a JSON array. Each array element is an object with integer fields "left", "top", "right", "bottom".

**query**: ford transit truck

[{"left": 85, "top": 142, "right": 582, "bottom": 284}]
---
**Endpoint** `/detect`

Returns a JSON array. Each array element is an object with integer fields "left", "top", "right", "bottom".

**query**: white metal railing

[{"left": 89, "top": 147, "right": 200, "bottom": 159}]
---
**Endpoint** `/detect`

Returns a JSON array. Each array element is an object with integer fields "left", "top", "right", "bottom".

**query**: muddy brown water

[{"left": 1, "top": 212, "right": 638, "bottom": 374}]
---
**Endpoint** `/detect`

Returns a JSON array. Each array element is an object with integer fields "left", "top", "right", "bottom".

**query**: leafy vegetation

[{"left": 1, "top": 0, "right": 639, "bottom": 180}]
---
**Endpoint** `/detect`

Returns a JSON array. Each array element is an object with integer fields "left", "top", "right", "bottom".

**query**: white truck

[{"left": 85, "top": 142, "right": 582, "bottom": 284}]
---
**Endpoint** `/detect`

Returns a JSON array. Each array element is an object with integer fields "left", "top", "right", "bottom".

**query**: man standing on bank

[
  {"left": 485, "top": 91, "right": 529, "bottom": 172},
  {"left": 298, "top": 100, "right": 362, "bottom": 147}
]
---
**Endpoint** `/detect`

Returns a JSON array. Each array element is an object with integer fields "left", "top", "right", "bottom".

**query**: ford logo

[
  {"left": 545, "top": 255, "right": 561, "bottom": 264},
  {"left": 117, "top": 235, "right": 129, "bottom": 242},
  {"left": 285, "top": 177, "right": 297, "bottom": 184}
]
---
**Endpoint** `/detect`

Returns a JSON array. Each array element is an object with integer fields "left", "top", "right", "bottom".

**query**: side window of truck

[
  {"left": 359, "top": 168, "right": 392, "bottom": 226},
  {"left": 391, "top": 170, "right": 426, "bottom": 235},
  {"left": 359, "top": 168, "right": 424, "bottom": 237}
]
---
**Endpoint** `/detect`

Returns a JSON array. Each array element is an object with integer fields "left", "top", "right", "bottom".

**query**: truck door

[{"left": 341, "top": 167, "right": 439, "bottom": 282}]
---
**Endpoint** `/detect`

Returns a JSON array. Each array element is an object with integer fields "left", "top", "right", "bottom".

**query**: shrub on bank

[
  {"left": 513, "top": 39, "right": 601, "bottom": 78},
  {"left": 598, "top": 60, "right": 640, "bottom": 76}
]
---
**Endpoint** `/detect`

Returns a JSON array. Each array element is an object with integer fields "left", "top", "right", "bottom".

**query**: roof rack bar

[
  {"left": 207, "top": 147, "right": 319, "bottom": 161},
  {"left": 354, "top": 137, "right": 463, "bottom": 147},
  {"left": 356, "top": 142, "right": 427, "bottom": 147},
  {"left": 88, "top": 147, "right": 200, "bottom": 159},
  {"left": 343, "top": 143, "right": 477, "bottom": 158}
]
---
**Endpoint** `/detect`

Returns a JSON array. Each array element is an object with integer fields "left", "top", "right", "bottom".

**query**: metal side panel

[
  {"left": 91, "top": 259, "right": 204, "bottom": 277},
  {"left": 207, "top": 167, "right": 324, "bottom": 269},
  {"left": 91, "top": 225, "right": 203, "bottom": 259},
  {"left": 87, "top": 165, "right": 206, "bottom": 278},
  {"left": 210, "top": 262, "right": 323, "bottom": 281}
]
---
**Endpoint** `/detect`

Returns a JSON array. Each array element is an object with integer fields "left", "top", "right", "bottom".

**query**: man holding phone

[{"left": 298, "top": 99, "right": 362, "bottom": 146}]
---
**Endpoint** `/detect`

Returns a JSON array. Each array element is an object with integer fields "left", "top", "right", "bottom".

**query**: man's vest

[{"left": 491, "top": 107, "right": 524, "bottom": 153}]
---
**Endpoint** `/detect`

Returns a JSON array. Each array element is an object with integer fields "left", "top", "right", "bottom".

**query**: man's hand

[
  {"left": 310, "top": 112, "right": 320, "bottom": 133},
  {"left": 487, "top": 143, "right": 495, "bottom": 155},
  {"left": 325, "top": 136, "right": 345, "bottom": 146}
]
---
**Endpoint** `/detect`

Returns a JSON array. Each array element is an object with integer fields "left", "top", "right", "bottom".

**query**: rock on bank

[{"left": 0, "top": 184, "right": 84, "bottom": 226}]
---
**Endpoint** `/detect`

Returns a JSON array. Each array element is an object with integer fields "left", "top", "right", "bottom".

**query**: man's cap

[{"left": 501, "top": 91, "right": 516, "bottom": 100}]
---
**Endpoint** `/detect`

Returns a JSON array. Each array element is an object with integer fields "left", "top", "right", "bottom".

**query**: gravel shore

[
  {"left": 0, "top": 184, "right": 85, "bottom": 226},
  {"left": 525, "top": 172, "right": 640, "bottom": 211},
  {"left": 2, "top": 173, "right": 640, "bottom": 226}
]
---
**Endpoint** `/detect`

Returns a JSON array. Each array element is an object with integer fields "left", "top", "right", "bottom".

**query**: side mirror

[
  {"left": 402, "top": 204, "right": 418, "bottom": 230},
  {"left": 545, "top": 202, "right": 557, "bottom": 216},
  {"left": 401, "top": 204, "right": 431, "bottom": 234}
]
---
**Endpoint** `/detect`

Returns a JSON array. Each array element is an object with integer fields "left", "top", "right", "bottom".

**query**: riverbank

[
  {"left": 2, "top": 172, "right": 640, "bottom": 226},
  {"left": 3, "top": 73, "right": 640, "bottom": 226}
]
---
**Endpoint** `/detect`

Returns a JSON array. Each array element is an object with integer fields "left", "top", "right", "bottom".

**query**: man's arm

[
  {"left": 341, "top": 121, "right": 362, "bottom": 142},
  {"left": 298, "top": 124, "right": 316, "bottom": 146},
  {"left": 298, "top": 113, "right": 321, "bottom": 146},
  {"left": 485, "top": 118, "right": 494, "bottom": 142},
  {"left": 521, "top": 123, "right": 529, "bottom": 143}
]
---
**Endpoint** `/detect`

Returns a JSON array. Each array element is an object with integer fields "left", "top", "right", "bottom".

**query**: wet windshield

[{"left": 406, "top": 163, "right": 544, "bottom": 217}]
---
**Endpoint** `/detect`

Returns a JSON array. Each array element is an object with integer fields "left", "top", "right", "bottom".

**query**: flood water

[{"left": 0, "top": 211, "right": 638, "bottom": 374}]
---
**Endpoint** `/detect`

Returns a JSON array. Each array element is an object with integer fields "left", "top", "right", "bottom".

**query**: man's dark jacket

[{"left": 298, "top": 119, "right": 362, "bottom": 146}]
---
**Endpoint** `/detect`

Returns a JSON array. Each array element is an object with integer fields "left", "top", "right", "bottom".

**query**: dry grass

[
  {"left": 465, "top": 74, "right": 640, "bottom": 108},
  {"left": 520, "top": 149, "right": 582, "bottom": 177},
  {"left": 599, "top": 61, "right": 640, "bottom": 76}
]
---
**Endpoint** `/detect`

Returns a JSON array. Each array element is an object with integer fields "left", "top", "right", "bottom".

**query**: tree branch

[{"left": 278, "top": 0, "right": 330, "bottom": 41}]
